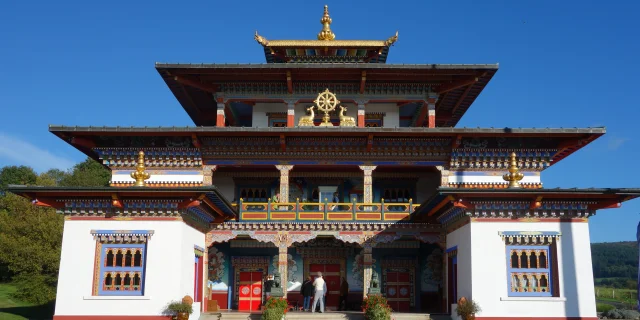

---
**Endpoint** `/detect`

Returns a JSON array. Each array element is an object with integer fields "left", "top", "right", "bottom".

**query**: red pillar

[
  {"left": 285, "top": 99, "right": 297, "bottom": 127},
  {"left": 356, "top": 100, "right": 368, "bottom": 128},
  {"left": 427, "top": 93, "right": 438, "bottom": 128},
  {"left": 216, "top": 98, "right": 226, "bottom": 127}
]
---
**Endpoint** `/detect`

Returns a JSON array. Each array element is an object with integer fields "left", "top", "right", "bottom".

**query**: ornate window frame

[
  {"left": 91, "top": 230, "right": 153, "bottom": 296},
  {"left": 499, "top": 231, "right": 560, "bottom": 297}
]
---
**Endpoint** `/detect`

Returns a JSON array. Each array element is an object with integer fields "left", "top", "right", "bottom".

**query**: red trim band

[{"left": 54, "top": 316, "right": 171, "bottom": 320}]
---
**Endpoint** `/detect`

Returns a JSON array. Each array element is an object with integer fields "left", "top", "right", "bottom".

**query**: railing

[{"left": 238, "top": 198, "right": 419, "bottom": 222}]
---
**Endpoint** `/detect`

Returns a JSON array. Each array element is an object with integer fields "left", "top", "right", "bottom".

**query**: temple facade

[{"left": 10, "top": 6, "right": 640, "bottom": 320}]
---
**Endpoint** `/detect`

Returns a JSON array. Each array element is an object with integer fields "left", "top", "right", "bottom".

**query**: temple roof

[
  {"left": 415, "top": 187, "right": 640, "bottom": 221},
  {"left": 155, "top": 63, "right": 498, "bottom": 127},
  {"left": 7, "top": 185, "right": 237, "bottom": 218},
  {"left": 49, "top": 126, "right": 604, "bottom": 168},
  {"left": 254, "top": 5, "right": 398, "bottom": 63}
]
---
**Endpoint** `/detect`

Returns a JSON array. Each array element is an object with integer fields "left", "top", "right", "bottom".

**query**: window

[
  {"left": 506, "top": 245, "right": 552, "bottom": 296},
  {"left": 92, "top": 230, "right": 153, "bottom": 296},
  {"left": 501, "top": 231, "right": 559, "bottom": 297}
]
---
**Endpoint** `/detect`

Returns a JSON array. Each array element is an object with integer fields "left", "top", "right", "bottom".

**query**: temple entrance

[
  {"left": 238, "top": 271, "right": 263, "bottom": 311},
  {"left": 385, "top": 271, "right": 412, "bottom": 312},
  {"left": 310, "top": 263, "right": 341, "bottom": 309}
]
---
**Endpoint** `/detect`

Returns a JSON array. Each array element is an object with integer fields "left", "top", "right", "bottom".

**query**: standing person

[
  {"left": 332, "top": 192, "right": 340, "bottom": 211},
  {"left": 300, "top": 276, "right": 313, "bottom": 311},
  {"left": 338, "top": 277, "right": 349, "bottom": 311},
  {"left": 312, "top": 272, "right": 327, "bottom": 313},
  {"left": 264, "top": 274, "right": 274, "bottom": 302}
]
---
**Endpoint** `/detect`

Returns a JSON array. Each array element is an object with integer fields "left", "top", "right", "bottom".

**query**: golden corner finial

[
  {"left": 130, "top": 150, "right": 151, "bottom": 187},
  {"left": 317, "top": 5, "right": 336, "bottom": 41},
  {"left": 385, "top": 31, "right": 399, "bottom": 46},
  {"left": 254, "top": 30, "right": 269, "bottom": 46},
  {"left": 503, "top": 152, "right": 524, "bottom": 188}
]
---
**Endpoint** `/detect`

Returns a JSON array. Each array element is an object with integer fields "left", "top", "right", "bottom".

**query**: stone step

[{"left": 200, "top": 311, "right": 430, "bottom": 320}]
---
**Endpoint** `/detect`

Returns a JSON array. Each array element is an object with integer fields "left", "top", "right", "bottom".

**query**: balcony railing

[{"left": 237, "top": 198, "right": 419, "bottom": 222}]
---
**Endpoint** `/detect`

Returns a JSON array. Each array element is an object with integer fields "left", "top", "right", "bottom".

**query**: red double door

[
  {"left": 386, "top": 271, "right": 411, "bottom": 312},
  {"left": 309, "top": 264, "right": 341, "bottom": 309},
  {"left": 238, "top": 272, "right": 263, "bottom": 311}
]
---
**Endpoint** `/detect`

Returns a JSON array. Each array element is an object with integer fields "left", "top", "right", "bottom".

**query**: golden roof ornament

[
  {"left": 130, "top": 151, "right": 151, "bottom": 187},
  {"left": 254, "top": 31, "right": 268, "bottom": 46},
  {"left": 317, "top": 5, "right": 336, "bottom": 41},
  {"left": 385, "top": 31, "right": 399, "bottom": 47},
  {"left": 503, "top": 152, "right": 524, "bottom": 188}
]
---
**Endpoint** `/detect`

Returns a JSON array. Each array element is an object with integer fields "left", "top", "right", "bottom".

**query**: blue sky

[{"left": 0, "top": 1, "right": 638, "bottom": 242}]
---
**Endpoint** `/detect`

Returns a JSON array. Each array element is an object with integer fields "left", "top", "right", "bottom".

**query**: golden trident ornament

[{"left": 314, "top": 88, "right": 339, "bottom": 126}]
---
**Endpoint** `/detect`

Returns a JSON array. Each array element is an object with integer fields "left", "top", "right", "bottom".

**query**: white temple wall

[
  {"left": 468, "top": 221, "right": 596, "bottom": 318},
  {"left": 447, "top": 171, "right": 541, "bottom": 185},
  {"left": 55, "top": 219, "right": 204, "bottom": 318},
  {"left": 252, "top": 103, "right": 272, "bottom": 127},
  {"left": 446, "top": 224, "right": 473, "bottom": 307},
  {"left": 180, "top": 223, "right": 205, "bottom": 320},
  {"left": 214, "top": 176, "right": 236, "bottom": 202},
  {"left": 366, "top": 103, "right": 399, "bottom": 127},
  {"left": 111, "top": 169, "right": 203, "bottom": 184}
]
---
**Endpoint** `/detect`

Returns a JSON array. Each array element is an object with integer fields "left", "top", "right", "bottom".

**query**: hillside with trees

[
  {"left": 0, "top": 159, "right": 110, "bottom": 305},
  {"left": 592, "top": 241, "right": 638, "bottom": 289}
]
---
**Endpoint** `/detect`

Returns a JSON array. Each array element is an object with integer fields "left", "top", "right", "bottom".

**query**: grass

[
  {"left": 0, "top": 283, "right": 54, "bottom": 320},
  {"left": 595, "top": 286, "right": 638, "bottom": 307}
]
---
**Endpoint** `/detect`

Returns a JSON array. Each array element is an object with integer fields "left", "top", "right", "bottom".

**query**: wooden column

[
  {"left": 359, "top": 165, "right": 377, "bottom": 204},
  {"left": 216, "top": 94, "right": 227, "bottom": 127},
  {"left": 275, "top": 165, "right": 293, "bottom": 203},
  {"left": 202, "top": 165, "right": 217, "bottom": 186},
  {"left": 427, "top": 93, "right": 438, "bottom": 128},
  {"left": 355, "top": 99, "right": 368, "bottom": 128},
  {"left": 285, "top": 99, "right": 297, "bottom": 127},
  {"left": 362, "top": 245, "right": 373, "bottom": 298},
  {"left": 278, "top": 244, "right": 288, "bottom": 292},
  {"left": 203, "top": 233, "right": 213, "bottom": 312}
]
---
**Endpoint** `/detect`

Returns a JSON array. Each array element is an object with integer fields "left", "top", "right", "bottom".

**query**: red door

[
  {"left": 309, "top": 264, "right": 341, "bottom": 309},
  {"left": 238, "top": 272, "right": 263, "bottom": 311},
  {"left": 386, "top": 272, "right": 411, "bottom": 312}
]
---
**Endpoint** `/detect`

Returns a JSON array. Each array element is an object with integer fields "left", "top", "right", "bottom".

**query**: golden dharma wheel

[{"left": 314, "top": 88, "right": 339, "bottom": 113}]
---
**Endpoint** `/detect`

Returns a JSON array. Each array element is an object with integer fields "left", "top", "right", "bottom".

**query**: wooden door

[
  {"left": 310, "top": 264, "right": 341, "bottom": 309},
  {"left": 386, "top": 271, "right": 411, "bottom": 312},
  {"left": 238, "top": 271, "right": 262, "bottom": 311}
]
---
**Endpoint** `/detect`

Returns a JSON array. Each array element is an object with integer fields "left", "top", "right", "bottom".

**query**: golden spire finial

[
  {"left": 130, "top": 151, "right": 151, "bottom": 187},
  {"left": 503, "top": 152, "right": 524, "bottom": 188},
  {"left": 317, "top": 5, "right": 336, "bottom": 41}
]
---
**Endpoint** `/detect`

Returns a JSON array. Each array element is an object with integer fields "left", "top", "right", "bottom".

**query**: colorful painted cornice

[
  {"left": 95, "top": 148, "right": 202, "bottom": 168},
  {"left": 450, "top": 150, "right": 554, "bottom": 171},
  {"left": 498, "top": 231, "right": 561, "bottom": 245},
  {"left": 90, "top": 230, "right": 154, "bottom": 243}
]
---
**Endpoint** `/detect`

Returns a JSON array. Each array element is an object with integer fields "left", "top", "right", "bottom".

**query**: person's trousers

[
  {"left": 312, "top": 290, "right": 325, "bottom": 313},
  {"left": 303, "top": 296, "right": 311, "bottom": 310},
  {"left": 338, "top": 294, "right": 347, "bottom": 310}
]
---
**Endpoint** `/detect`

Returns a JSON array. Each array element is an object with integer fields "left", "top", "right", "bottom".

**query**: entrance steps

[{"left": 200, "top": 311, "right": 430, "bottom": 320}]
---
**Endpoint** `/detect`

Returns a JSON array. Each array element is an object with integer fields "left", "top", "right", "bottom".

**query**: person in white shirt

[{"left": 312, "top": 272, "right": 327, "bottom": 313}]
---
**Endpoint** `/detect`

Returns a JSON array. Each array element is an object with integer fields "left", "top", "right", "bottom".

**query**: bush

[
  {"left": 362, "top": 295, "right": 392, "bottom": 320},
  {"left": 602, "top": 308, "right": 640, "bottom": 319},
  {"left": 166, "top": 301, "right": 193, "bottom": 314},
  {"left": 456, "top": 298, "right": 481, "bottom": 319},
  {"left": 596, "top": 303, "right": 615, "bottom": 313},
  {"left": 262, "top": 297, "right": 288, "bottom": 320}
]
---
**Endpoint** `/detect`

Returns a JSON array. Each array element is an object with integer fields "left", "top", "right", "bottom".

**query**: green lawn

[
  {"left": 595, "top": 286, "right": 638, "bottom": 308},
  {"left": 0, "top": 283, "right": 54, "bottom": 320}
]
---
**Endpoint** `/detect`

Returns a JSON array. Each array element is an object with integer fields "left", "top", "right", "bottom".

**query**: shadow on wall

[
  {"left": 0, "top": 302, "right": 55, "bottom": 320},
  {"left": 560, "top": 222, "right": 580, "bottom": 317}
]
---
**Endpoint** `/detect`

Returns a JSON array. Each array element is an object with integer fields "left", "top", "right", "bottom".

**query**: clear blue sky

[{"left": 0, "top": 1, "right": 638, "bottom": 243}]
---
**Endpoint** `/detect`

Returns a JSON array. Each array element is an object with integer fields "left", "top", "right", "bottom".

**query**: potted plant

[
  {"left": 262, "top": 297, "right": 288, "bottom": 320},
  {"left": 166, "top": 300, "right": 193, "bottom": 320},
  {"left": 362, "top": 295, "right": 392, "bottom": 320},
  {"left": 456, "top": 297, "right": 481, "bottom": 320}
]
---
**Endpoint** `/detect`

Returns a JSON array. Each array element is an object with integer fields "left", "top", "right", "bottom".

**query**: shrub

[
  {"left": 602, "top": 308, "right": 640, "bottom": 319},
  {"left": 166, "top": 301, "right": 193, "bottom": 314},
  {"left": 456, "top": 298, "right": 481, "bottom": 319},
  {"left": 262, "top": 297, "right": 288, "bottom": 320},
  {"left": 362, "top": 295, "right": 392, "bottom": 320},
  {"left": 596, "top": 303, "right": 615, "bottom": 313}
]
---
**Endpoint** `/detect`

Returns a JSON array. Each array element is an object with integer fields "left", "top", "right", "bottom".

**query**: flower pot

[
  {"left": 465, "top": 315, "right": 475, "bottom": 320},
  {"left": 177, "top": 312, "right": 189, "bottom": 320}
]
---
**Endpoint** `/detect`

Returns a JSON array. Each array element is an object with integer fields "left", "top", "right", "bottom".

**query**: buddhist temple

[{"left": 9, "top": 5, "right": 640, "bottom": 320}]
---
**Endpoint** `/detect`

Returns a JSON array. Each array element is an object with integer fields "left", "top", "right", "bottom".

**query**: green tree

[
  {"left": 0, "top": 166, "right": 37, "bottom": 191},
  {"left": 59, "top": 158, "right": 110, "bottom": 187},
  {"left": 37, "top": 169, "right": 67, "bottom": 186}
]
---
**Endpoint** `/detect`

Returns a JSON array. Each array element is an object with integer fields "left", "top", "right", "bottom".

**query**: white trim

[
  {"left": 500, "top": 296, "right": 566, "bottom": 302},
  {"left": 83, "top": 295, "right": 151, "bottom": 300}
]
